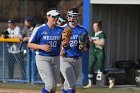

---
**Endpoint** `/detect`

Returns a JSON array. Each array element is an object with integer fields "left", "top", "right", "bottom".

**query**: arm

[
  {"left": 28, "top": 42, "right": 51, "bottom": 52},
  {"left": 90, "top": 32, "right": 106, "bottom": 46},
  {"left": 27, "top": 26, "right": 52, "bottom": 52},
  {"left": 23, "top": 36, "right": 30, "bottom": 42},
  {"left": 79, "top": 30, "right": 89, "bottom": 51},
  {"left": 92, "top": 39, "right": 105, "bottom": 46},
  {"left": 14, "top": 26, "right": 21, "bottom": 38}
]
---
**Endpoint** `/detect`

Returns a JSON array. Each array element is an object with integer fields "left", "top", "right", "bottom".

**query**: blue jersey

[
  {"left": 29, "top": 24, "right": 63, "bottom": 56},
  {"left": 63, "top": 24, "right": 88, "bottom": 57}
]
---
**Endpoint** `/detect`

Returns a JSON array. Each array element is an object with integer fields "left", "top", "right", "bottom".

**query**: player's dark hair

[
  {"left": 94, "top": 20, "right": 102, "bottom": 28},
  {"left": 69, "top": 8, "right": 80, "bottom": 13}
]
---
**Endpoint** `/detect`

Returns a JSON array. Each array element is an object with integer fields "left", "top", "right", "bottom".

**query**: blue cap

[
  {"left": 25, "top": 16, "right": 34, "bottom": 23},
  {"left": 8, "top": 19, "right": 15, "bottom": 23}
]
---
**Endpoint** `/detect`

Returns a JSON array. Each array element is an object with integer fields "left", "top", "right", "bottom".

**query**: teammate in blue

[
  {"left": 28, "top": 10, "right": 63, "bottom": 93},
  {"left": 60, "top": 8, "right": 89, "bottom": 93}
]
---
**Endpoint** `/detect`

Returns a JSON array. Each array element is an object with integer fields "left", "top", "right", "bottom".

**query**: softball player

[
  {"left": 60, "top": 8, "right": 88, "bottom": 93},
  {"left": 85, "top": 20, "right": 106, "bottom": 88},
  {"left": 28, "top": 10, "right": 63, "bottom": 93}
]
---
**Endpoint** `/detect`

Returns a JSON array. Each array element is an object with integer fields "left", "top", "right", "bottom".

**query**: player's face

[
  {"left": 8, "top": 23, "right": 15, "bottom": 29},
  {"left": 93, "top": 23, "right": 100, "bottom": 32},
  {"left": 48, "top": 15, "right": 59, "bottom": 25},
  {"left": 67, "top": 14, "right": 79, "bottom": 25},
  {"left": 24, "top": 20, "right": 30, "bottom": 27}
]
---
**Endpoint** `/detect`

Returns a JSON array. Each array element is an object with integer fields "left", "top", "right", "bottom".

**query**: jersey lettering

[
  {"left": 70, "top": 35, "right": 79, "bottom": 39},
  {"left": 43, "top": 36, "right": 61, "bottom": 40}
]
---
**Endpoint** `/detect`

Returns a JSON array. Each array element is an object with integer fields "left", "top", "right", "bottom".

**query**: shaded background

[{"left": 0, "top": 0, "right": 83, "bottom": 30}]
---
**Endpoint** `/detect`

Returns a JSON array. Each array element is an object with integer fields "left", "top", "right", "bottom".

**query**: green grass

[
  {"left": 0, "top": 82, "right": 140, "bottom": 93},
  {"left": 0, "top": 82, "right": 43, "bottom": 90},
  {"left": 77, "top": 86, "right": 140, "bottom": 93}
]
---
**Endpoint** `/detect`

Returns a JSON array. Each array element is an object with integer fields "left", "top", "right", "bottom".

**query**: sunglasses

[{"left": 52, "top": 15, "right": 60, "bottom": 19}]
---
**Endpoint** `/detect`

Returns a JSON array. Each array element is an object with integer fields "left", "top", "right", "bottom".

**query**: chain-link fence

[
  {"left": 0, "top": 42, "right": 83, "bottom": 85},
  {"left": 0, "top": 42, "right": 42, "bottom": 84},
  {"left": 31, "top": 50, "right": 43, "bottom": 84}
]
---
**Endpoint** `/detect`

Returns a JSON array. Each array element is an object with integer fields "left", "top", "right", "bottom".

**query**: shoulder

[
  {"left": 13, "top": 26, "right": 21, "bottom": 33},
  {"left": 89, "top": 32, "right": 95, "bottom": 37},
  {"left": 21, "top": 27, "right": 28, "bottom": 33},
  {"left": 77, "top": 25, "right": 88, "bottom": 34},
  {"left": 7, "top": 28, "right": 11, "bottom": 32},
  {"left": 16, "top": 25, "right": 20, "bottom": 28},
  {"left": 55, "top": 26, "right": 64, "bottom": 34},
  {"left": 61, "top": 24, "right": 67, "bottom": 28},
  {"left": 78, "top": 24, "right": 87, "bottom": 29},
  {"left": 77, "top": 25, "right": 88, "bottom": 32},
  {"left": 99, "top": 31, "right": 106, "bottom": 38},
  {"left": 15, "top": 26, "right": 21, "bottom": 30},
  {"left": 22, "top": 27, "right": 28, "bottom": 31},
  {"left": 55, "top": 26, "right": 64, "bottom": 30},
  {"left": 36, "top": 24, "right": 47, "bottom": 32},
  {"left": 32, "top": 24, "right": 46, "bottom": 36},
  {"left": 100, "top": 31, "right": 105, "bottom": 35},
  {"left": 33, "top": 24, "right": 45, "bottom": 32}
]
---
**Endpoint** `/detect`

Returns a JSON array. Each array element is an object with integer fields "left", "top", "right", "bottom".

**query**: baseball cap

[
  {"left": 46, "top": 10, "right": 60, "bottom": 17},
  {"left": 8, "top": 19, "right": 15, "bottom": 23},
  {"left": 25, "top": 16, "right": 34, "bottom": 23}
]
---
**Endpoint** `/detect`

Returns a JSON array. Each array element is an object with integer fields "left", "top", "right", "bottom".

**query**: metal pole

[
  {"left": 81, "top": 0, "right": 90, "bottom": 86},
  {"left": 83, "top": 0, "right": 90, "bottom": 31},
  {"left": 2, "top": 43, "right": 6, "bottom": 82}
]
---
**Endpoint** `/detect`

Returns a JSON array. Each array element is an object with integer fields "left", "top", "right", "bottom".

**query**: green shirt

[{"left": 90, "top": 31, "right": 106, "bottom": 50}]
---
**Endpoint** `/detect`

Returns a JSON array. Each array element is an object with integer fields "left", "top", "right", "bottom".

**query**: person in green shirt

[{"left": 84, "top": 20, "right": 107, "bottom": 88}]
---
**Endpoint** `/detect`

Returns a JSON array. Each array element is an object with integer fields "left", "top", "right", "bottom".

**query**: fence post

[
  {"left": 31, "top": 50, "right": 35, "bottom": 84},
  {"left": 2, "top": 43, "right": 6, "bottom": 82},
  {"left": 26, "top": 48, "right": 31, "bottom": 83}
]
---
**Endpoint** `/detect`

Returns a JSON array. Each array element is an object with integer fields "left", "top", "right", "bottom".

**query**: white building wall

[{"left": 90, "top": 0, "right": 140, "bottom": 4}]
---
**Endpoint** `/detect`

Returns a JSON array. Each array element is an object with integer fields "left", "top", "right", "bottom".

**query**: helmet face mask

[
  {"left": 67, "top": 14, "right": 79, "bottom": 19},
  {"left": 67, "top": 9, "right": 81, "bottom": 24}
]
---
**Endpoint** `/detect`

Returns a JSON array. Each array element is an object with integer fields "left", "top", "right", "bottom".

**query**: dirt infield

[
  {"left": 0, "top": 88, "right": 39, "bottom": 93},
  {"left": 0, "top": 88, "right": 40, "bottom": 93},
  {"left": 0, "top": 88, "right": 60, "bottom": 93}
]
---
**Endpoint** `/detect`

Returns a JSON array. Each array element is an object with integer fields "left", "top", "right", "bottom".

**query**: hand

[
  {"left": 82, "top": 47, "right": 88, "bottom": 51},
  {"left": 93, "top": 39, "right": 99, "bottom": 44},
  {"left": 1, "top": 35, "right": 4, "bottom": 38},
  {"left": 60, "top": 49, "right": 65, "bottom": 57},
  {"left": 23, "top": 37, "right": 29, "bottom": 42},
  {"left": 41, "top": 44, "right": 52, "bottom": 52},
  {"left": 90, "top": 37, "right": 99, "bottom": 43},
  {"left": 90, "top": 39, "right": 95, "bottom": 43},
  {"left": 18, "top": 35, "right": 22, "bottom": 38}
]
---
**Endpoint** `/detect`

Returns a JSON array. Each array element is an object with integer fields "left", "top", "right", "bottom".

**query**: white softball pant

[
  {"left": 60, "top": 57, "right": 81, "bottom": 90},
  {"left": 36, "top": 55, "right": 60, "bottom": 92}
]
